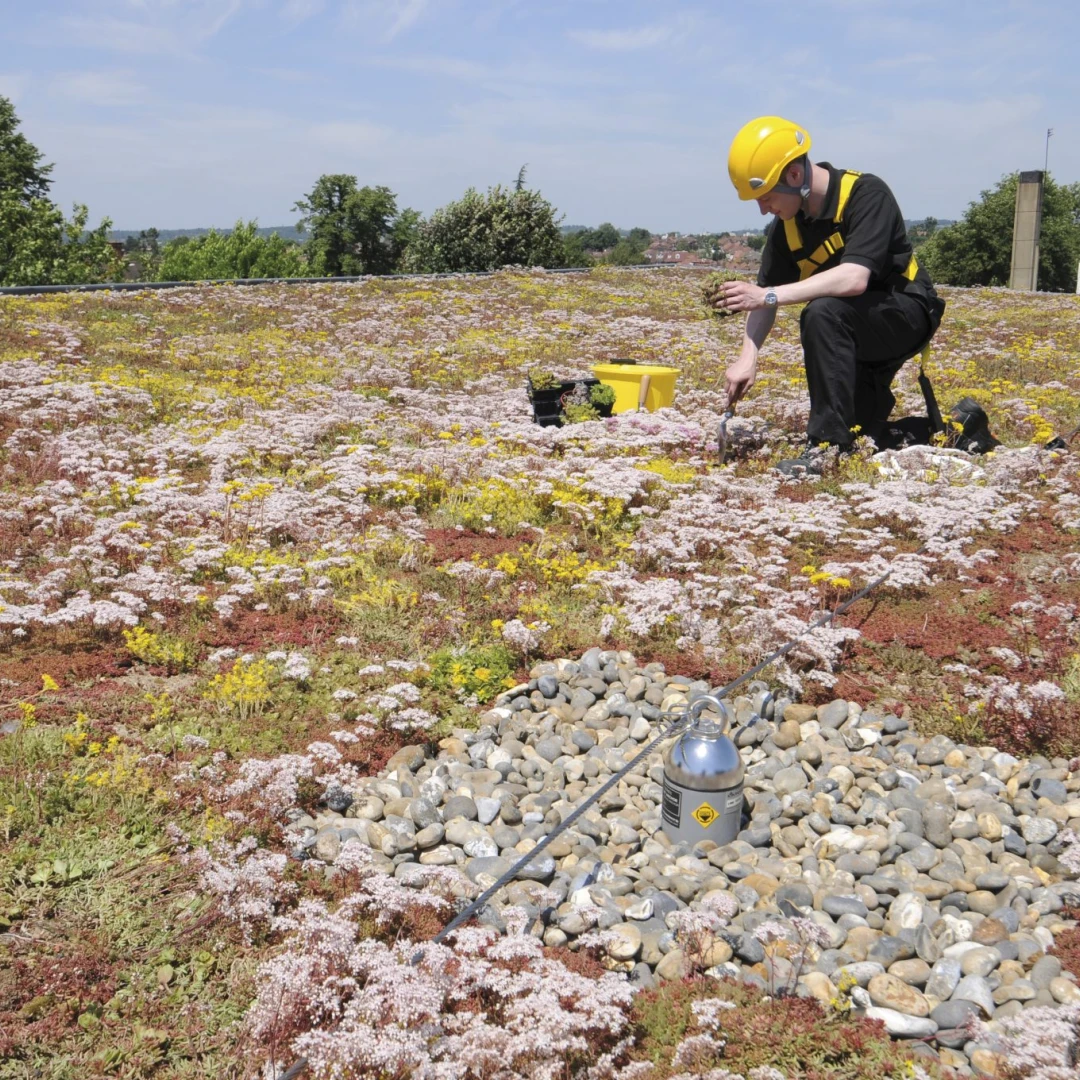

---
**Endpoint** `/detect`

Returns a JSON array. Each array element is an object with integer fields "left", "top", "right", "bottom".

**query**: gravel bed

[{"left": 286, "top": 649, "right": 1080, "bottom": 1074}]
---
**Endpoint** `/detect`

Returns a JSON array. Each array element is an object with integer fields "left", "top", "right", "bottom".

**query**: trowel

[{"left": 717, "top": 408, "right": 734, "bottom": 464}]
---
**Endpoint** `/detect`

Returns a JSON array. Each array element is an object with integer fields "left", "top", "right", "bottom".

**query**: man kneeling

[{"left": 716, "top": 116, "right": 945, "bottom": 474}]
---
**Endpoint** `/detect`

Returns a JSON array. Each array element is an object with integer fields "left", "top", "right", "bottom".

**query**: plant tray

[{"left": 527, "top": 376, "right": 611, "bottom": 426}]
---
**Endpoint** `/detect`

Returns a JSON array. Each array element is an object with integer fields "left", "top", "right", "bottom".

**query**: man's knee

[{"left": 800, "top": 295, "right": 854, "bottom": 331}]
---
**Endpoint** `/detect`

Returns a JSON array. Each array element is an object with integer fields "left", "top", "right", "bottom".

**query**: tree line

[
  {"left": 124, "top": 179, "right": 659, "bottom": 282},
  {"left": 0, "top": 97, "right": 122, "bottom": 286},
  {"left": 0, "top": 98, "right": 656, "bottom": 287},
  {"left": 2, "top": 94, "right": 1079, "bottom": 289},
  {"left": 915, "top": 174, "right": 1080, "bottom": 292}
]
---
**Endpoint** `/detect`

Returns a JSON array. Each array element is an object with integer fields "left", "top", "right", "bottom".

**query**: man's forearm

[
  {"left": 740, "top": 306, "right": 775, "bottom": 359},
  {"left": 726, "top": 306, "right": 773, "bottom": 405},
  {"left": 771, "top": 262, "right": 870, "bottom": 306}
]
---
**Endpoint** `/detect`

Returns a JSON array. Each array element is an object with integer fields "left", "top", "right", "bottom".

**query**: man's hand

[
  {"left": 714, "top": 279, "right": 767, "bottom": 314},
  {"left": 725, "top": 356, "right": 757, "bottom": 407}
]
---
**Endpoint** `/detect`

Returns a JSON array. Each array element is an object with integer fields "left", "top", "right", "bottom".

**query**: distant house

[
  {"left": 642, "top": 246, "right": 720, "bottom": 268},
  {"left": 715, "top": 235, "right": 761, "bottom": 273}
]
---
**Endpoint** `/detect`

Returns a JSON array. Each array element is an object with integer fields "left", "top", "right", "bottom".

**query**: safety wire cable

[{"left": 275, "top": 539, "right": 930, "bottom": 1080}]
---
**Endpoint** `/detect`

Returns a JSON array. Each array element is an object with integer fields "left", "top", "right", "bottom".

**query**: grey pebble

[{"left": 295, "top": 652, "right": 1080, "bottom": 1068}]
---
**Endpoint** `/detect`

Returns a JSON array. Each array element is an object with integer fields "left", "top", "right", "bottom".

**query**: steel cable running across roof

[{"left": 275, "top": 540, "right": 930, "bottom": 1080}]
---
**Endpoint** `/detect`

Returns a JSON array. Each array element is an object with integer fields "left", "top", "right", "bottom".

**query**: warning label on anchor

[{"left": 692, "top": 801, "right": 719, "bottom": 828}]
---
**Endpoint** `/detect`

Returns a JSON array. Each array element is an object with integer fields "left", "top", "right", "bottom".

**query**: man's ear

[{"left": 785, "top": 160, "right": 805, "bottom": 189}]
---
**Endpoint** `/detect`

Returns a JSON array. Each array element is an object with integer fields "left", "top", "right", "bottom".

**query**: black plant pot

[
  {"left": 528, "top": 377, "right": 575, "bottom": 427},
  {"left": 527, "top": 379, "right": 576, "bottom": 404},
  {"left": 528, "top": 376, "right": 611, "bottom": 425}
]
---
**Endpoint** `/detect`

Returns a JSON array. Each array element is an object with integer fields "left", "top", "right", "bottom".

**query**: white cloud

[
  {"left": 309, "top": 119, "right": 390, "bottom": 152},
  {"left": 255, "top": 67, "right": 324, "bottom": 84},
  {"left": 823, "top": 93, "right": 1049, "bottom": 220},
  {"left": 52, "top": 70, "right": 147, "bottom": 107},
  {"left": 447, "top": 91, "right": 688, "bottom": 140},
  {"left": 204, "top": 0, "right": 245, "bottom": 39},
  {"left": 55, "top": 1, "right": 244, "bottom": 54},
  {"left": 372, "top": 54, "right": 490, "bottom": 82},
  {"left": 342, "top": 0, "right": 430, "bottom": 42},
  {"left": 567, "top": 25, "right": 672, "bottom": 51},
  {"left": 866, "top": 51, "right": 938, "bottom": 71},
  {"left": 0, "top": 74, "right": 27, "bottom": 102},
  {"left": 56, "top": 16, "right": 179, "bottom": 54},
  {"left": 280, "top": 0, "right": 325, "bottom": 25},
  {"left": 386, "top": 0, "right": 428, "bottom": 41},
  {"left": 23, "top": 2, "right": 1078, "bottom": 234}
]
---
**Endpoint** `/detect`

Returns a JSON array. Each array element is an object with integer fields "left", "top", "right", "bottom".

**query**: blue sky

[{"left": 2, "top": 0, "right": 1077, "bottom": 233}]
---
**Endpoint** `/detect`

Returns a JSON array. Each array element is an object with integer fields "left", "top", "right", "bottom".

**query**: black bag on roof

[
  {"left": 872, "top": 397, "right": 999, "bottom": 455},
  {"left": 947, "top": 397, "right": 999, "bottom": 454}
]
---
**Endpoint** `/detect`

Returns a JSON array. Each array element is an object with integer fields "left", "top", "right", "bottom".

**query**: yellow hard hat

[{"left": 728, "top": 116, "right": 812, "bottom": 200}]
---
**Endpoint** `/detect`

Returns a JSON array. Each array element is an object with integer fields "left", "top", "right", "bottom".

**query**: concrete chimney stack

[{"left": 1009, "top": 171, "right": 1044, "bottom": 291}]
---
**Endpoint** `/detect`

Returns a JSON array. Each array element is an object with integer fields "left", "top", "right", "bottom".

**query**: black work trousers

[{"left": 799, "top": 289, "right": 932, "bottom": 447}]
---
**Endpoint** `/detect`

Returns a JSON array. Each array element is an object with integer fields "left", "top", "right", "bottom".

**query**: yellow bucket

[{"left": 591, "top": 363, "right": 681, "bottom": 414}]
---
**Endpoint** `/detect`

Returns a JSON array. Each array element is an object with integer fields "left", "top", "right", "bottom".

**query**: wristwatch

[{"left": 763, "top": 289, "right": 779, "bottom": 308}]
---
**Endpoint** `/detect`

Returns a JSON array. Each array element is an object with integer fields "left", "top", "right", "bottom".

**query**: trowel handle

[{"left": 638, "top": 373, "right": 651, "bottom": 411}]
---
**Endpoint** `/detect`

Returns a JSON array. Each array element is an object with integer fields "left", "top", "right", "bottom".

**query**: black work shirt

[{"left": 757, "top": 162, "right": 935, "bottom": 293}]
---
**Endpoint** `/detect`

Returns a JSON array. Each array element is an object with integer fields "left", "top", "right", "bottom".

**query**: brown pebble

[{"left": 971, "top": 917, "right": 1009, "bottom": 945}]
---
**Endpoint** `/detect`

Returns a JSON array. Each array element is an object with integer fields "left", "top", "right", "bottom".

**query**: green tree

[
  {"left": 294, "top": 175, "right": 415, "bottom": 276},
  {"left": 124, "top": 227, "right": 160, "bottom": 254},
  {"left": 0, "top": 195, "right": 121, "bottom": 286},
  {"left": 391, "top": 207, "right": 422, "bottom": 265},
  {"left": 124, "top": 228, "right": 162, "bottom": 279},
  {"left": 0, "top": 95, "right": 53, "bottom": 203},
  {"left": 920, "top": 173, "right": 1080, "bottom": 291},
  {"left": 907, "top": 216, "right": 938, "bottom": 251},
  {"left": 0, "top": 97, "right": 120, "bottom": 286},
  {"left": 561, "top": 232, "right": 595, "bottom": 268},
  {"left": 604, "top": 238, "right": 647, "bottom": 265},
  {"left": 599, "top": 225, "right": 651, "bottom": 266},
  {"left": 405, "top": 185, "right": 565, "bottom": 273},
  {"left": 579, "top": 222, "right": 620, "bottom": 251},
  {"left": 745, "top": 233, "right": 767, "bottom": 251},
  {"left": 156, "top": 221, "right": 306, "bottom": 281}
]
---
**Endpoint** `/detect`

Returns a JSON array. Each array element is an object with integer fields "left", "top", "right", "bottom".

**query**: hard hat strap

[{"left": 770, "top": 154, "right": 811, "bottom": 198}]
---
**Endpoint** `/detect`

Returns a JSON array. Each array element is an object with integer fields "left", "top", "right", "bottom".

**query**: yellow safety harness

[
  {"left": 782, "top": 171, "right": 920, "bottom": 285},
  {"left": 781, "top": 170, "right": 942, "bottom": 433}
]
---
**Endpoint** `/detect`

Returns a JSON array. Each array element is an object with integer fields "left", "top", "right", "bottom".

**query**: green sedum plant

[
  {"left": 425, "top": 643, "right": 518, "bottom": 702},
  {"left": 564, "top": 402, "right": 600, "bottom": 423},
  {"left": 701, "top": 269, "right": 744, "bottom": 320},
  {"left": 589, "top": 382, "right": 616, "bottom": 409},
  {"left": 528, "top": 368, "right": 562, "bottom": 390}
]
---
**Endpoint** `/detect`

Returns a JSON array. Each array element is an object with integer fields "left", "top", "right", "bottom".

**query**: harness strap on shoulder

[
  {"left": 916, "top": 341, "right": 945, "bottom": 435},
  {"left": 833, "top": 171, "right": 861, "bottom": 224},
  {"left": 783, "top": 217, "right": 802, "bottom": 253},
  {"left": 784, "top": 174, "right": 923, "bottom": 286},
  {"left": 786, "top": 170, "right": 863, "bottom": 280}
]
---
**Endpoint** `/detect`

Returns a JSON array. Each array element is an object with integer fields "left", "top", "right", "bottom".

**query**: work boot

[
  {"left": 774, "top": 441, "right": 848, "bottom": 477},
  {"left": 775, "top": 451, "right": 823, "bottom": 477}
]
